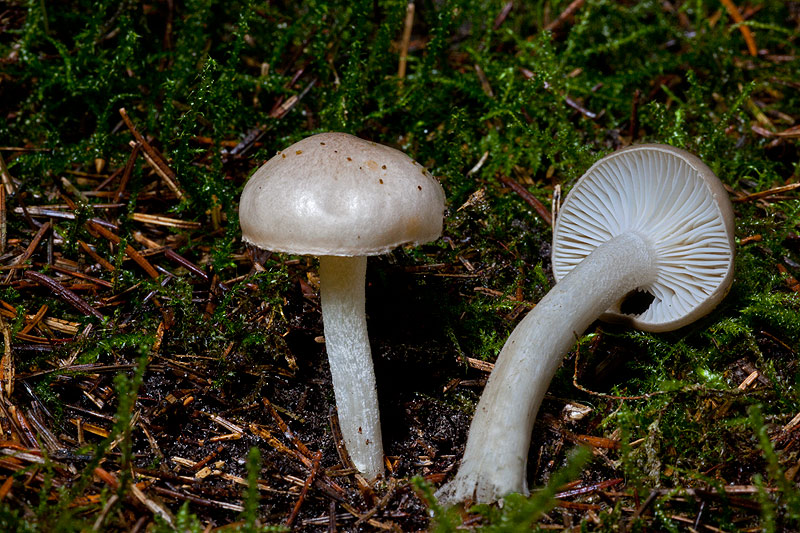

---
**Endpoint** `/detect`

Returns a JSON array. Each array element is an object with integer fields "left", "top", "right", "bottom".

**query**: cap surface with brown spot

[{"left": 239, "top": 132, "right": 445, "bottom": 256}]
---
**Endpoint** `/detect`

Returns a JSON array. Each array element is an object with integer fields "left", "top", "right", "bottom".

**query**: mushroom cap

[
  {"left": 551, "top": 144, "right": 735, "bottom": 332},
  {"left": 239, "top": 132, "right": 445, "bottom": 256}
]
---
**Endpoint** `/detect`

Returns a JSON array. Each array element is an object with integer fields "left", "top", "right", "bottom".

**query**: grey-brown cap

[
  {"left": 551, "top": 144, "right": 735, "bottom": 332},
  {"left": 239, "top": 132, "right": 445, "bottom": 256}
]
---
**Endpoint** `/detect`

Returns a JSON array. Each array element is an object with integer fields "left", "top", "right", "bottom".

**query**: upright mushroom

[
  {"left": 437, "top": 144, "right": 735, "bottom": 504},
  {"left": 239, "top": 132, "right": 445, "bottom": 481}
]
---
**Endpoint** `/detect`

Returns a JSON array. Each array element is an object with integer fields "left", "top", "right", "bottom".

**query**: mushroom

[
  {"left": 239, "top": 132, "right": 445, "bottom": 480},
  {"left": 437, "top": 144, "right": 735, "bottom": 504}
]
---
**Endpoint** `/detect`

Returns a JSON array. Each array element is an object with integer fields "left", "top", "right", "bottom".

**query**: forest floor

[{"left": 1, "top": 0, "right": 800, "bottom": 531}]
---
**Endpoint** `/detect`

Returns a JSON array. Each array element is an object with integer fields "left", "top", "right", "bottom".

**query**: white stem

[
  {"left": 319, "top": 255, "right": 384, "bottom": 480},
  {"left": 437, "top": 232, "right": 658, "bottom": 503}
]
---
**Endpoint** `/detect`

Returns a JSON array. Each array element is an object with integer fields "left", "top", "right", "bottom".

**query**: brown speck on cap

[
  {"left": 347, "top": 157, "right": 352, "bottom": 161},
  {"left": 281, "top": 154, "right": 286, "bottom": 158},
  {"left": 418, "top": 185, "right": 422, "bottom": 190},
  {"left": 320, "top": 142, "right": 326, "bottom": 145},
  {"left": 296, "top": 150, "right": 303, "bottom": 155},
  {"left": 382, "top": 165, "right": 387, "bottom": 170},
  {"left": 379, "top": 179, "right": 384, "bottom": 184}
]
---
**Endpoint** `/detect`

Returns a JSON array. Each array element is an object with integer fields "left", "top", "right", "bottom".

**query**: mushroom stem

[
  {"left": 437, "top": 232, "right": 658, "bottom": 504},
  {"left": 319, "top": 255, "right": 384, "bottom": 480}
]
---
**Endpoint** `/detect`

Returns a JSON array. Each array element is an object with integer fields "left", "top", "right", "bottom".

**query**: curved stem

[
  {"left": 437, "top": 232, "right": 657, "bottom": 503},
  {"left": 319, "top": 255, "right": 384, "bottom": 480}
]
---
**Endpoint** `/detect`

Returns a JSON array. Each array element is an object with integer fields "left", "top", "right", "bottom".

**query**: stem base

[{"left": 437, "top": 232, "right": 657, "bottom": 503}]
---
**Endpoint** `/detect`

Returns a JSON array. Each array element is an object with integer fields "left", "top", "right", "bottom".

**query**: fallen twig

[
  {"left": 398, "top": 2, "right": 415, "bottom": 78},
  {"left": 86, "top": 221, "right": 159, "bottom": 279},
  {"left": 3, "top": 221, "right": 51, "bottom": 284},
  {"left": 719, "top": 0, "right": 758, "bottom": 56},
  {"left": 0, "top": 317, "right": 12, "bottom": 397},
  {"left": 733, "top": 182, "right": 800, "bottom": 203},
  {"left": 24, "top": 271, "right": 105, "bottom": 321},
  {"left": 118, "top": 108, "right": 184, "bottom": 199},
  {"left": 116, "top": 142, "right": 141, "bottom": 202},
  {"left": 544, "top": 0, "right": 585, "bottom": 33},
  {"left": 497, "top": 175, "right": 553, "bottom": 226},
  {"left": 286, "top": 450, "right": 323, "bottom": 527}
]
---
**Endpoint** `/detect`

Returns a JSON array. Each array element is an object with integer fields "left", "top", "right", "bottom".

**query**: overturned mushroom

[
  {"left": 437, "top": 144, "right": 735, "bottom": 503},
  {"left": 239, "top": 132, "right": 445, "bottom": 481}
]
